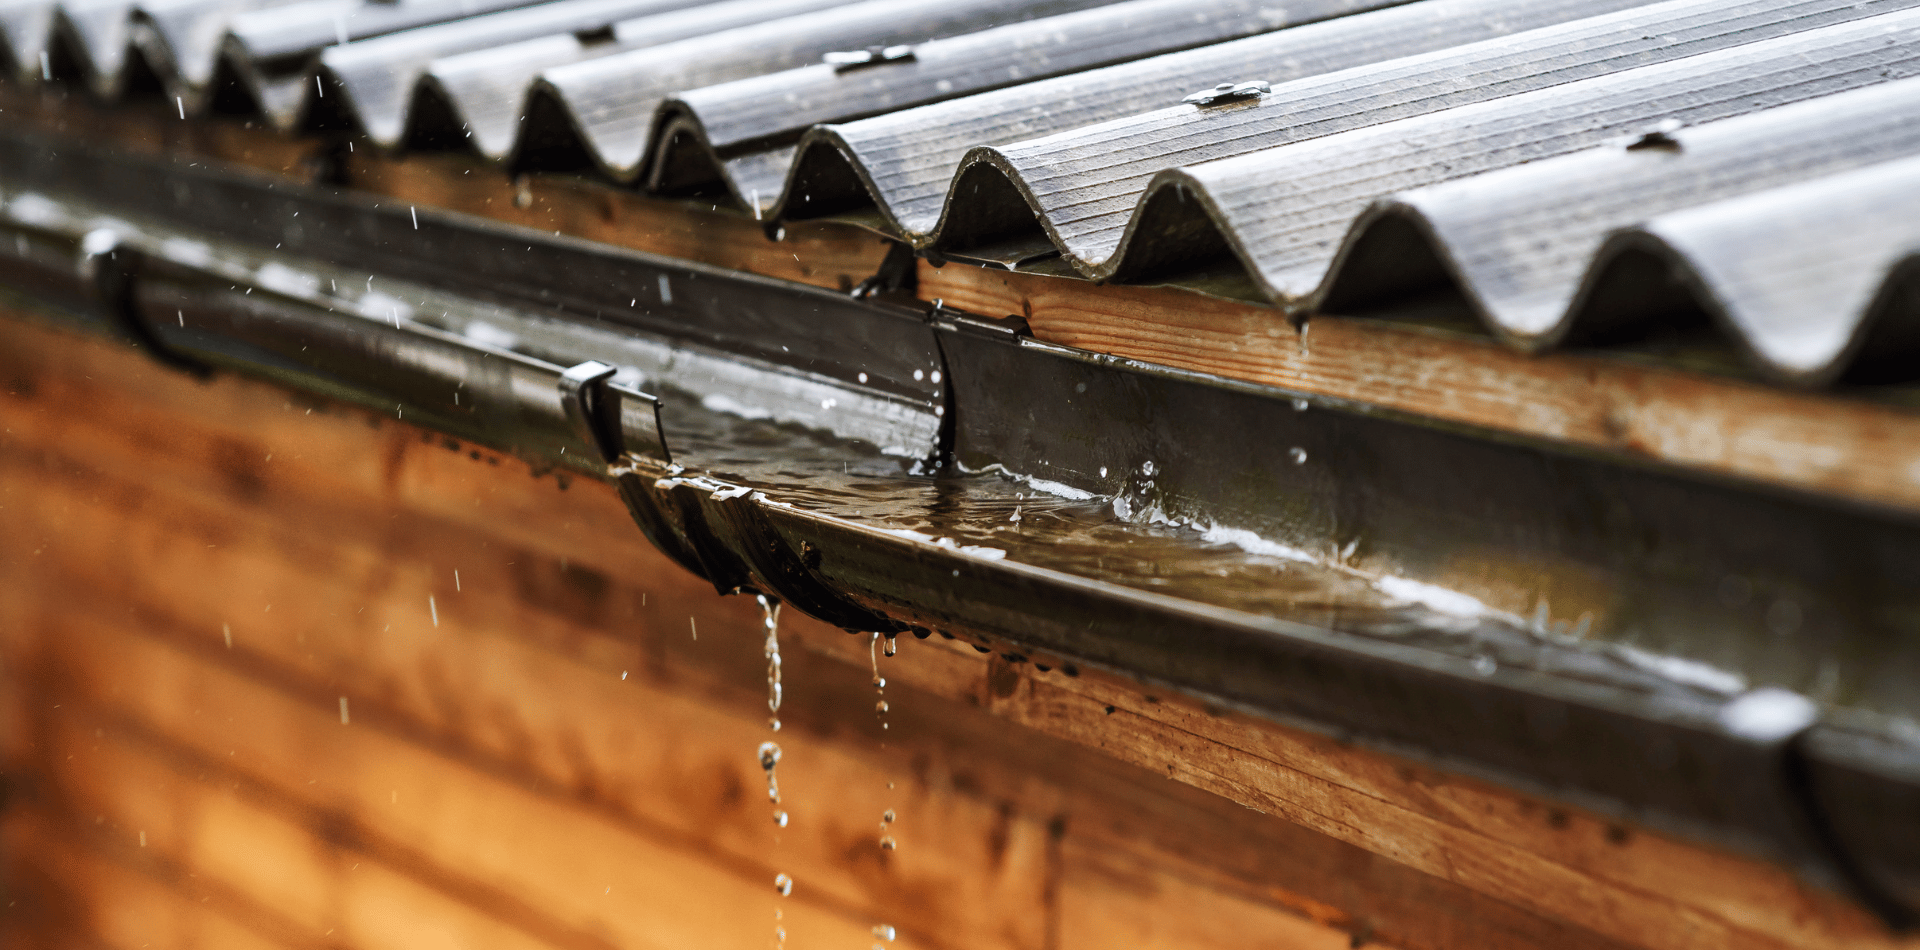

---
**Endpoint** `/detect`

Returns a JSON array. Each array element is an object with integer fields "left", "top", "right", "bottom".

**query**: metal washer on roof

[{"left": 1182, "top": 79, "right": 1269, "bottom": 105}]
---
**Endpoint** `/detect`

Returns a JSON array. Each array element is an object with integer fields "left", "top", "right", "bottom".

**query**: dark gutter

[{"left": 0, "top": 130, "right": 1915, "bottom": 924}]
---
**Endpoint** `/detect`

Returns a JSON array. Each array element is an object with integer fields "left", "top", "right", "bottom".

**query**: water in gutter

[{"left": 7, "top": 159, "right": 1920, "bottom": 910}]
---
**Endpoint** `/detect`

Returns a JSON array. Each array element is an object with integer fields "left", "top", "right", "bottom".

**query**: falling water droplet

[
  {"left": 774, "top": 873, "right": 793, "bottom": 896},
  {"left": 758, "top": 741, "right": 782, "bottom": 804},
  {"left": 761, "top": 596, "right": 783, "bottom": 730},
  {"left": 774, "top": 810, "right": 788, "bottom": 828},
  {"left": 1289, "top": 447, "right": 1308, "bottom": 465},
  {"left": 875, "top": 700, "right": 889, "bottom": 714},
  {"left": 883, "top": 634, "right": 897, "bottom": 658},
  {"left": 882, "top": 810, "right": 895, "bottom": 824},
  {"left": 878, "top": 836, "right": 897, "bottom": 851},
  {"left": 873, "top": 924, "right": 896, "bottom": 941}
]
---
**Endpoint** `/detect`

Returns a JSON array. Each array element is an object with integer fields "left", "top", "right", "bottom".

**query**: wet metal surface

[
  {"left": 2, "top": 134, "right": 1920, "bottom": 918},
  {"left": 8, "top": 0, "right": 1920, "bottom": 383},
  {"left": 774, "top": 0, "right": 1645, "bottom": 240},
  {"left": 930, "top": 0, "right": 1920, "bottom": 275},
  {"left": 1315, "top": 78, "right": 1920, "bottom": 386},
  {"left": 645, "top": 0, "right": 1377, "bottom": 210}
]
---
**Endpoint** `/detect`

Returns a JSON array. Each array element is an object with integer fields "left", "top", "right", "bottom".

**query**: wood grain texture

[
  {"left": 920, "top": 266, "right": 1920, "bottom": 514},
  {"left": 0, "top": 312, "right": 1910, "bottom": 950},
  {"left": 2, "top": 808, "right": 294, "bottom": 950},
  {"left": 0, "top": 314, "right": 1393, "bottom": 950}
]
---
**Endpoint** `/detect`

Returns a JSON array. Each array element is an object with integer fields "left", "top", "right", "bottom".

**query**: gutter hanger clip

[{"left": 559, "top": 360, "right": 670, "bottom": 465}]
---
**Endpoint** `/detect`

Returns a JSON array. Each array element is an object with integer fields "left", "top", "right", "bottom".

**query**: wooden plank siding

[{"left": 0, "top": 307, "right": 1911, "bottom": 949}]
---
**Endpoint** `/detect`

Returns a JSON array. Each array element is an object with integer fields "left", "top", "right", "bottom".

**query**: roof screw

[
  {"left": 824, "top": 45, "right": 916, "bottom": 73},
  {"left": 1626, "top": 119, "right": 1684, "bottom": 153},
  {"left": 573, "top": 24, "right": 617, "bottom": 46},
  {"left": 1183, "top": 80, "right": 1270, "bottom": 107}
]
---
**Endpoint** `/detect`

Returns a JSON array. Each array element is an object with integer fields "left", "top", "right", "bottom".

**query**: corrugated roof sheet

[
  {"left": 774, "top": 0, "right": 1647, "bottom": 241},
  {"left": 391, "top": 0, "right": 865, "bottom": 154},
  {"left": 310, "top": 0, "right": 722, "bottom": 141},
  {"left": 3, "top": 0, "right": 1920, "bottom": 383},
  {"left": 645, "top": 0, "right": 1352, "bottom": 211},
  {"left": 514, "top": 0, "right": 1139, "bottom": 179},
  {"left": 929, "top": 0, "right": 1920, "bottom": 270},
  {"left": 1108, "top": 8, "right": 1920, "bottom": 305},
  {"left": 1318, "top": 79, "right": 1920, "bottom": 382},
  {"left": 1592, "top": 156, "right": 1920, "bottom": 387}
]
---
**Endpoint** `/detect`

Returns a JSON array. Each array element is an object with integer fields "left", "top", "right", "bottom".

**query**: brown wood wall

[{"left": 0, "top": 314, "right": 1907, "bottom": 950}]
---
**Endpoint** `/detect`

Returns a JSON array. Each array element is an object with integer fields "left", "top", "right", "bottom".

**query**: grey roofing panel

[
  {"left": 0, "top": 0, "right": 57, "bottom": 80},
  {"left": 227, "top": 0, "right": 543, "bottom": 61},
  {"left": 646, "top": 0, "right": 1389, "bottom": 210},
  {"left": 932, "top": 0, "right": 1920, "bottom": 271},
  {"left": 407, "top": 0, "right": 865, "bottom": 158},
  {"left": 518, "top": 0, "right": 1121, "bottom": 180},
  {"left": 1316, "top": 79, "right": 1920, "bottom": 364},
  {"left": 46, "top": 0, "right": 137, "bottom": 94},
  {"left": 132, "top": 0, "right": 304, "bottom": 93},
  {"left": 1115, "top": 8, "right": 1920, "bottom": 307},
  {"left": 219, "top": 0, "right": 549, "bottom": 127},
  {"left": 773, "top": 0, "right": 1655, "bottom": 244},
  {"left": 311, "top": 0, "right": 719, "bottom": 142},
  {"left": 1584, "top": 157, "right": 1920, "bottom": 387}
]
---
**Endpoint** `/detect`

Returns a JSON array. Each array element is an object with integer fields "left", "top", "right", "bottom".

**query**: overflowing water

[
  {"left": 761, "top": 595, "right": 783, "bottom": 732},
  {"left": 640, "top": 390, "right": 1770, "bottom": 703},
  {"left": 756, "top": 596, "right": 791, "bottom": 946},
  {"left": 869, "top": 633, "right": 891, "bottom": 731},
  {"left": 870, "top": 634, "right": 898, "bottom": 945}
]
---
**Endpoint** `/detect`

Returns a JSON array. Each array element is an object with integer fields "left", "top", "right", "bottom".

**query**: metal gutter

[{"left": 2, "top": 131, "right": 1919, "bottom": 923}]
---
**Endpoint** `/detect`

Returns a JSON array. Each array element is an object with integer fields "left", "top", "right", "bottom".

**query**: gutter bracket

[
  {"left": 851, "top": 241, "right": 918, "bottom": 299},
  {"left": 77, "top": 229, "right": 206, "bottom": 376},
  {"left": 559, "top": 360, "right": 670, "bottom": 466}
]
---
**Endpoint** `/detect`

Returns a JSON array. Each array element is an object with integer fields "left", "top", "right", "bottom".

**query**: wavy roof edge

[{"left": 4, "top": 0, "right": 1920, "bottom": 385}]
